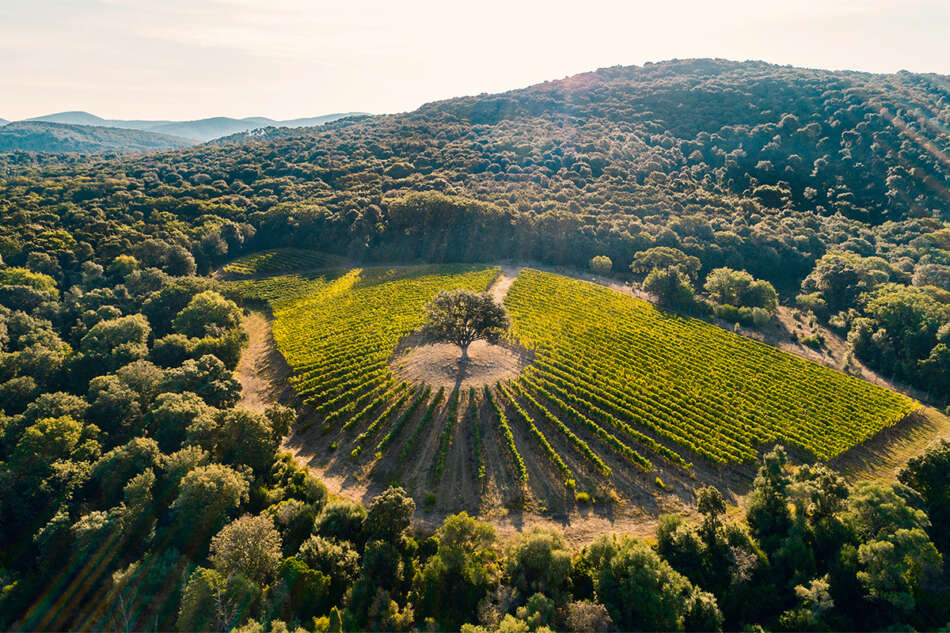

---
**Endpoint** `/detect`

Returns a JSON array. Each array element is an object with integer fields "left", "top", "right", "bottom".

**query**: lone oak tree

[{"left": 420, "top": 289, "right": 509, "bottom": 362}]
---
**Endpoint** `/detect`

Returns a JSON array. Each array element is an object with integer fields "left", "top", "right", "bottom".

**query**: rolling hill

[
  {"left": 1, "top": 59, "right": 949, "bottom": 632},
  {"left": 26, "top": 110, "right": 366, "bottom": 142},
  {"left": 1, "top": 60, "right": 946, "bottom": 394},
  {"left": 0, "top": 120, "right": 196, "bottom": 153}
]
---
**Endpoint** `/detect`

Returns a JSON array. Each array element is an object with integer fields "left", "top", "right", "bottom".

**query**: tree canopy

[{"left": 420, "top": 289, "right": 509, "bottom": 360}]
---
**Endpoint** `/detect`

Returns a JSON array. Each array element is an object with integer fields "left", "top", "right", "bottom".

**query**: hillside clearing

[{"left": 228, "top": 261, "right": 933, "bottom": 533}]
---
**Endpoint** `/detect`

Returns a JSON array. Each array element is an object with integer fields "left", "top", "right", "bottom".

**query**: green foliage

[
  {"left": 631, "top": 247, "right": 701, "bottom": 280},
  {"left": 176, "top": 567, "right": 226, "bottom": 632},
  {"left": 848, "top": 284, "right": 950, "bottom": 394},
  {"left": 210, "top": 514, "right": 283, "bottom": 584},
  {"left": 777, "top": 575, "right": 836, "bottom": 632},
  {"left": 87, "top": 436, "right": 161, "bottom": 506},
  {"left": 271, "top": 556, "right": 332, "bottom": 621},
  {"left": 855, "top": 528, "right": 941, "bottom": 614},
  {"left": 898, "top": 440, "right": 950, "bottom": 554},
  {"left": 177, "top": 567, "right": 261, "bottom": 632},
  {"left": 582, "top": 535, "right": 723, "bottom": 631},
  {"left": 297, "top": 535, "right": 360, "bottom": 605},
  {"left": 704, "top": 267, "right": 778, "bottom": 313},
  {"left": 142, "top": 277, "right": 214, "bottom": 336},
  {"left": 80, "top": 314, "right": 151, "bottom": 369},
  {"left": 146, "top": 392, "right": 216, "bottom": 451},
  {"left": 315, "top": 500, "right": 367, "bottom": 544},
  {"left": 386, "top": 191, "right": 509, "bottom": 262},
  {"left": 162, "top": 354, "right": 242, "bottom": 408},
  {"left": 108, "top": 254, "right": 139, "bottom": 279},
  {"left": 213, "top": 408, "right": 277, "bottom": 474},
  {"left": 414, "top": 512, "right": 501, "bottom": 631},
  {"left": 746, "top": 446, "right": 793, "bottom": 553},
  {"left": 265, "top": 499, "right": 318, "bottom": 556},
  {"left": 588, "top": 255, "right": 612, "bottom": 274},
  {"left": 643, "top": 267, "right": 696, "bottom": 307},
  {"left": 800, "top": 251, "right": 897, "bottom": 315},
  {"left": 505, "top": 528, "right": 573, "bottom": 604},
  {"left": 363, "top": 486, "right": 415, "bottom": 542},
  {"left": 173, "top": 290, "right": 242, "bottom": 338},
  {"left": 0, "top": 267, "right": 58, "bottom": 295},
  {"left": 169, "top": 463, "right": 250, "bottom": 548}
]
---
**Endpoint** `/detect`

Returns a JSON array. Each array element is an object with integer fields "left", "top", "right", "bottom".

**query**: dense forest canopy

[{"left": 0, "top": 59, "right": 949, "bottom": 631}]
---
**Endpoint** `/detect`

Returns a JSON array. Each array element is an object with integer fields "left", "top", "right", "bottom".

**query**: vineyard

[
  {"left": 505, "top": 269, "right": 918, "bottom": 465},
  {"left": 221, "top": 248, "right": 346, "bottom": 277},
  {"left": 222, "top": 271, "right": 344, "bottom": 309},
  {"left": 230, "top": 262, "right": 919, "bottom": 513}
]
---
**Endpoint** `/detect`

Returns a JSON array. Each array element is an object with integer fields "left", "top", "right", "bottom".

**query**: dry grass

[{"left": 829, "top": 407, "right": 950, "bottom": 482}]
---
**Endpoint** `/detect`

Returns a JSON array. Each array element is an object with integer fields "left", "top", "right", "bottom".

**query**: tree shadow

[{"left": 454, "top": 358, "right": 470, "bottom": 392}]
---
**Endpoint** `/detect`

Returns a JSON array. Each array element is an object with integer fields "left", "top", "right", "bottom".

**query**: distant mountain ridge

[
  {"left": 0, "top": 121, "right": 195, "bottom": 154},
  {"left": 25, "top": 111, "right": 366, "bottom": 142}
]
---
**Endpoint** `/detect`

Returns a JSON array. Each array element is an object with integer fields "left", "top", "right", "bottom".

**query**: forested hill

[
  {"left": 196, "top": 58, "right": 950, "bottom": 224},
  {"left": 439, "top": 59, "right": 949, "bottom": 222},
  {"left": 23, "top": 111, "right": 369, "bottom": 142},
  {"left": 0, "top": 59, "right": 948, "bottom": 394},
  {"left": 0, "top": 120, "right": 196, "bottom": 154}
]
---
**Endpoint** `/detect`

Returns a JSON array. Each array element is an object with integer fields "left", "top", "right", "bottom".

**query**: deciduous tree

[{"left": 421, "top": 289, "right": 509, "bottom": 361}]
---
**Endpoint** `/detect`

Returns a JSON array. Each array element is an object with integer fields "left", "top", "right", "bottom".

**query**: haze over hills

[
  {"left": 24, "top": 110, "right": 367, "bottom": 142},
  {"left": 0, "top": 120, "right": 195, "bottom": 153}
]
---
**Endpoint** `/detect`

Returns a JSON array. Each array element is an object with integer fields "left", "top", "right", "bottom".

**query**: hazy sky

[{"left": 3, "top": 0, "right": 949, "bottom": 121}]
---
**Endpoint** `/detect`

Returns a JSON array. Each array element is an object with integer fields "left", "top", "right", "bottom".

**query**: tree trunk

[{"left": 460, "top": 344, "right": 469, "bottom": 362}]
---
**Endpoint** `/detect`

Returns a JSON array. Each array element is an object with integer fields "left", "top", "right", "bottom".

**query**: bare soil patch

[{"left": 391, "top": 340, "right": 532, "bottom": 390}]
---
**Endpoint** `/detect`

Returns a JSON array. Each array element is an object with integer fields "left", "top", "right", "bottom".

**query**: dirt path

[
  {"left": 236, "top": 311, "right": 295, "bottom": 412},
  {"left": 489, "top": 266, "right": 522, "bottom": 303}
]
